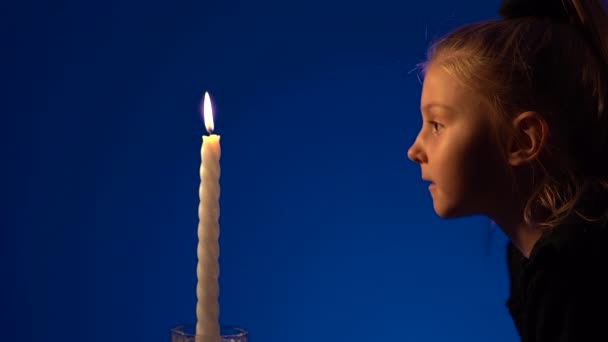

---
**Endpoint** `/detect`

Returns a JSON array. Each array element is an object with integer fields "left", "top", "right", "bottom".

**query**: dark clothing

[{"left": 506, "top": 220, "right": 608, "bottom": 342}]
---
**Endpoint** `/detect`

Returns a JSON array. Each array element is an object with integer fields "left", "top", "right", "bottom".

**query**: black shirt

[{"left": 505, "top": 220, "right": 608, "bottom": 342}]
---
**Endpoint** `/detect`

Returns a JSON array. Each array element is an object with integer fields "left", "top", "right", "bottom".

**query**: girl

[{"left": 407, "top": 0, "right": 608, "bottom": 341}]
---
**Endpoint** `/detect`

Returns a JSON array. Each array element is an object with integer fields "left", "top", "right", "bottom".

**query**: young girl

[{"left": 407, "top": 0, "right": 608, "bottom": 341}]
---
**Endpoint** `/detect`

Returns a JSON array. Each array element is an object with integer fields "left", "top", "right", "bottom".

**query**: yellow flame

[{"left": 203, "top": 91, "right": 214, "bottom": 133}]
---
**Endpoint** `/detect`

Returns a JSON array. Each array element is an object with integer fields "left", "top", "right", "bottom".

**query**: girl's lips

[{"left": 428, "top": 183, "right": 436, "bottom": 190}]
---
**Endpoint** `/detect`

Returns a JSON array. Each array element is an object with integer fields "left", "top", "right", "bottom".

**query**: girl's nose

[{"left": 407, "top": 140, "right": 426, "bottom": 164}]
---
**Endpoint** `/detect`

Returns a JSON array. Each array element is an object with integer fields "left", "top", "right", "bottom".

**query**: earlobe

[{"left": 507, "top": 111, "right": 548, "bottom": 166}]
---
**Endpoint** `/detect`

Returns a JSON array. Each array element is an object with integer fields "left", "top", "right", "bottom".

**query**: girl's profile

[{"left": 408, "top": 0, "right": 608, "bottom": 340}]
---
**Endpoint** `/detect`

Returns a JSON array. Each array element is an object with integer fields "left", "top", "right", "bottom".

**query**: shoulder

[
  {"left": 516, "top": 221, "right": 608, "bottom": 341},
  {"left": 523, "top": 220, "right": 608, "bottom": 303},
  {"left": 527, "top": 220, "right": 608, "bottom": 271},
  {"left": 505, "top": 220, "right": 608, "bottom": 291},
  {"left": 505, "top": 220, "right": 608, "bottom": 306}
]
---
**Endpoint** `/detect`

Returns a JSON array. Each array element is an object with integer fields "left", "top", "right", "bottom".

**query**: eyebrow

[{"left": 420, "top": 103, "right": 457, "bottom": 114}]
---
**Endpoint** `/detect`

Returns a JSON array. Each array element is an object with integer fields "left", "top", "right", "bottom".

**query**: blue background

[{"left": 3, "top": 0, "right": 519, "bottom": 341}]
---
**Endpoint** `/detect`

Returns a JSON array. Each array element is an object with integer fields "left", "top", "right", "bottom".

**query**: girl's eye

[{"left": 429, "top": 121, "right": 443, "bottom": 133}]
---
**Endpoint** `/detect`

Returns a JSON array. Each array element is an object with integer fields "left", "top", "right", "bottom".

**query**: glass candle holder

[{"left": 171, "top": 324, "right": 248, "bottom": 342}]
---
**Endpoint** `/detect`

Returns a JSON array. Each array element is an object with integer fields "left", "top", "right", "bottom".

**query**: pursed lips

[{"left": 423, "top": 178, "right": 436, "bottom": 190}]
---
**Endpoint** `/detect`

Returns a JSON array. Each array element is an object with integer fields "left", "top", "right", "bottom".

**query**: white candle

[{"left": 196, "top": 91, "right": 221, "bottom": 342}]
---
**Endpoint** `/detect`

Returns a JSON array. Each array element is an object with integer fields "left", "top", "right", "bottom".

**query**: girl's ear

[{"left": 508, "top": 111, "right": 549, "bottom": 166}]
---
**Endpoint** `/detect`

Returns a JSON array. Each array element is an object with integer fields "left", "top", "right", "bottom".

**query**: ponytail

[{"left": 571, "top": 0, "right": 608, "bottom": 114}]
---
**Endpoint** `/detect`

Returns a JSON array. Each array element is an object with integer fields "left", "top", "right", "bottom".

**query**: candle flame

[{"left": 203, "top": 91, "right": 214, "bottom": 133}]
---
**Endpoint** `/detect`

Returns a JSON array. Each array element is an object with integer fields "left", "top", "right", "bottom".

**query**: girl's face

[{"left": 408, "top": 63, "right": 510, "bottom": 218}]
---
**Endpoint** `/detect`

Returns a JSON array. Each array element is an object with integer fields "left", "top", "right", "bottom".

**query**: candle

[{"left": 196, "top": 91, "right": 221, "bottom": 342}]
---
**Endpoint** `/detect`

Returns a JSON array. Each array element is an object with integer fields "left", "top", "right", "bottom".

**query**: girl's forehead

[{"left": 421, "top": 64, "right": 485, "bottom": 114}]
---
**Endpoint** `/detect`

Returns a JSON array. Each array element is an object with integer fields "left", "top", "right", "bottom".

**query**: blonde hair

[{"left": 420, "top": 0, "right": 608, "bottom": 230}]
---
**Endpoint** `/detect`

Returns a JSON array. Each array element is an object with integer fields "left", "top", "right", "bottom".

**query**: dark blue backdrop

[{"left": 3, "top": 0, "right": 519, "bottom": 341}]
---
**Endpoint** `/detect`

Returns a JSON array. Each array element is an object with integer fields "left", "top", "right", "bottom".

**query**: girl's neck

[
  {"left": 503, "top": 221, "right": 544, "bottom": 259},
  {"left": 489, "top": 202, "right": 544, "bottom": 259},
  {"left": 490, "top": 171, "right": 545, "bottom": 259}
]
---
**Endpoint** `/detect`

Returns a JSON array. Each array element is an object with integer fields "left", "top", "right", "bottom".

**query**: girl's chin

[{"left": 432, "top": 199, "right": 474, "bottom": 219}]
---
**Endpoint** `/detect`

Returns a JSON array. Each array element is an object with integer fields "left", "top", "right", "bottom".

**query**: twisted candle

[{"left": 196, "top": 92, "right": 221, "bottom": 342}]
